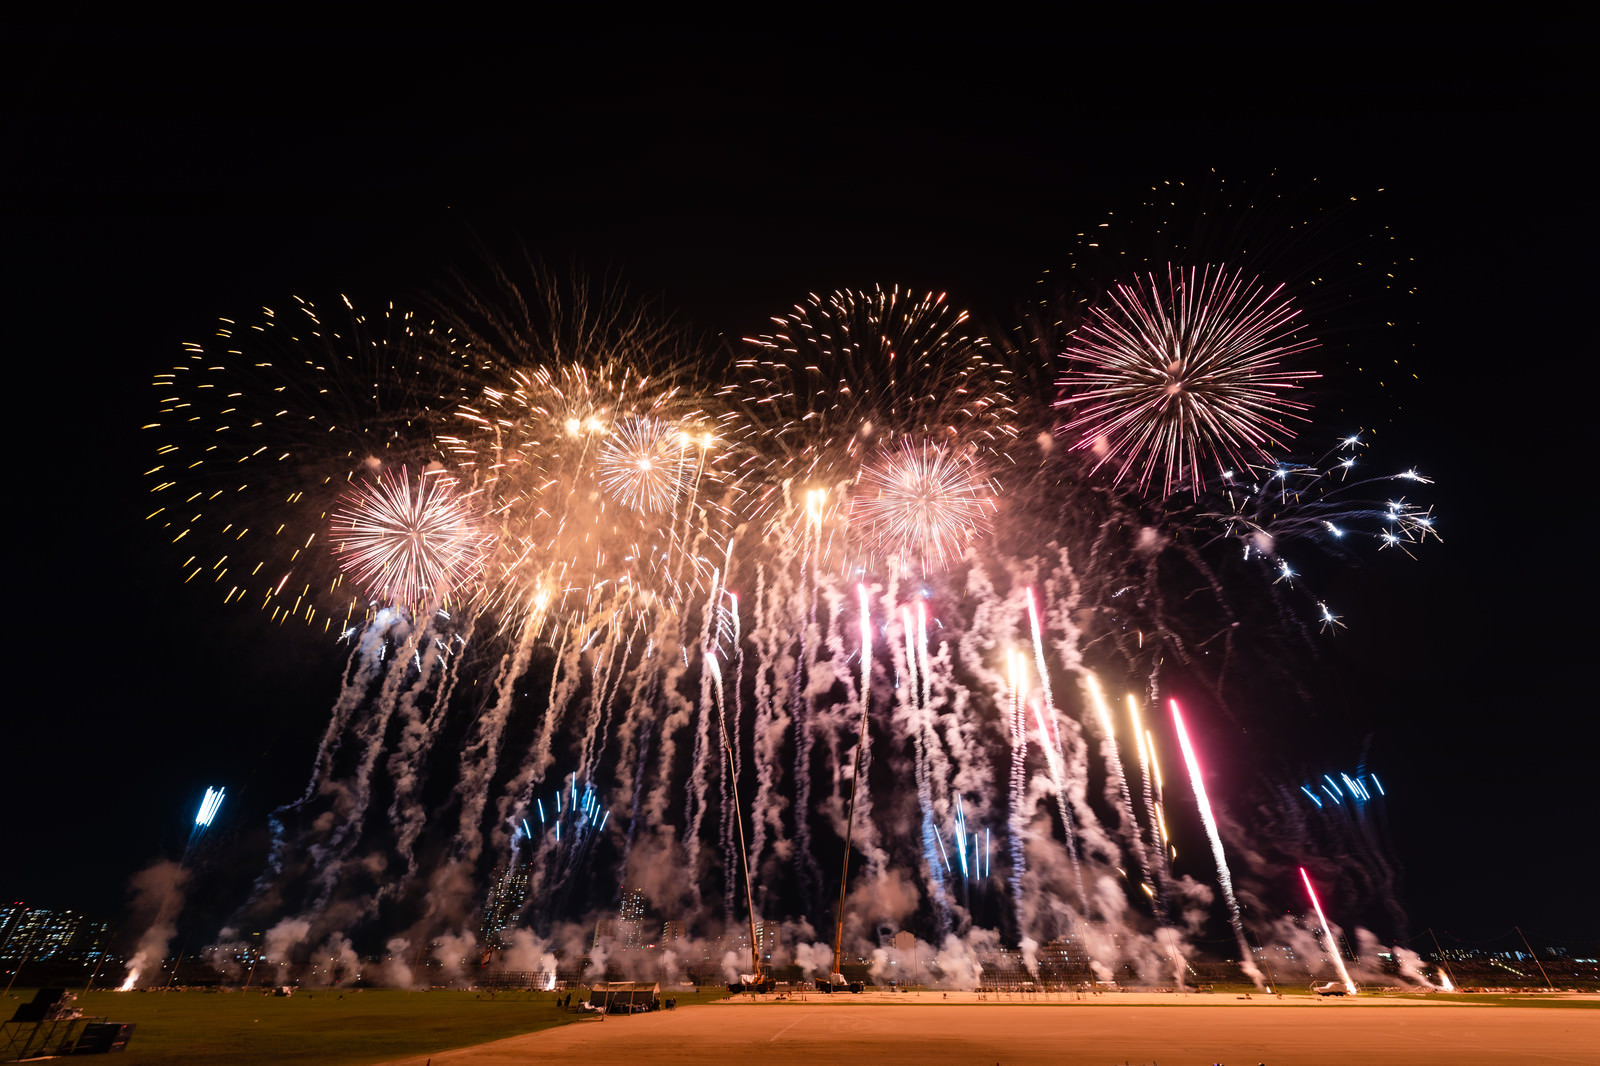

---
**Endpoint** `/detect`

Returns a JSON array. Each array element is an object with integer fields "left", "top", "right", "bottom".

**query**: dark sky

[{"left": 4, "top": 17, "right": 1593, "bottom": 949}]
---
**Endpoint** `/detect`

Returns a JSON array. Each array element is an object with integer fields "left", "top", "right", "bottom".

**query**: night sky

[{"left": 4, "top": 17, "right": 1593, "bottom": 951}]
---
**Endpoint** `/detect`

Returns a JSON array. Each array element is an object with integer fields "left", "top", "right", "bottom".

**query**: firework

[
  {"left": 329, "top": 466, "right": 493, "bottom": 610},
  {"left": 1056, "top": 264, "right": 1319, "bottom": 497},
  {"left": 183, "top": 784, "right": 228, "bottom": 867},
  {"left": 1171, "top": 697, "right": 1266, "bottom": 989},
  {"left": 1300, "top": 867, "right": 1358, "bottom": 994},
  {"left": 145, "top": 296, "right": 477, "bottom": 630},
  {"left": 1206, "top": 435, "right": 1440, "bottom": 562},
  {"left": 849, "top": 440, "right": 996, "bottom": 575},
  {"left": 447, "top": 360, "right": 728, "bottom": 631},
  {"left": 728, "top": 286, "right": 1016, "bottom": 570},
  {"left": 154, "top": 244, "right": 1438, "bottom": 990},
  {"left": 596, "top": 416, "right": 703, "bottom": 514},
  {"left": 194, "top": 787, "right": 226, "bottom": 828}
]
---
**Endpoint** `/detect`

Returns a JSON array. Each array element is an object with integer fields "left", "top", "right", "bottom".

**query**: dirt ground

[{"left": 374, "top": 991, "right": 1600, "bottom": 1065}]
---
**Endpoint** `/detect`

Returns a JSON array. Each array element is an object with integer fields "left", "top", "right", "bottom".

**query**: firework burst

[
  {"left": 144, "top": 296, "right": 478, "bottom": 630},
  {"left": 596, "top": 416, "right": 704, "bottom": 515},
  {"left": 447, "top": 363, "right": 728, "bottom": 633},
  {"left": 849, "top": 440, "right": 996, "bottom": 575},
  {"left": 1207, "top": 436, "right": 1440, "bottom": 559},
  {"left": 330, "top": 465, "right": 493, "bottom": 610},
  {"left": 148, "top": 240, "right": 1442, "bottom": 990},
  {"left": 1056, "top": 264, "right": 1320, "bottom": 497},
  {"left": 728, "top": 285, "right": 1016, "bottom": 573}
]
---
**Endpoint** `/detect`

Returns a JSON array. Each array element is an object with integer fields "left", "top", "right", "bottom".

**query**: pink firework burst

[
  {"left": 849, "top": 440, "right": 995, "bottom": 575},
  {"left": 330, "top": 466, "right": 493, "bottom": 609},
  {"left": 1055, "top": 264, "right": 1320, "bottom": 497}
]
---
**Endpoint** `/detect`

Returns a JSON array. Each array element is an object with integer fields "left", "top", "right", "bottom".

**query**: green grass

[{"left": 6, "top": 987, "right": 598, "bottom": 1066}]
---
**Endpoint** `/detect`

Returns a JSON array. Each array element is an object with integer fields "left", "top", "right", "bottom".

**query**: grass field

[
  {"left": 5, "top": 985, "right": 1594, "bottom": 1065},
  {"left": 5, "top": 987, "right": 725, "bottom": 1066}
]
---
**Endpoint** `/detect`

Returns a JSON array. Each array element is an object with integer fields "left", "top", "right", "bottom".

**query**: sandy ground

[{"left": 375, "top": 991, "right": 1600, "bottom": 1065}]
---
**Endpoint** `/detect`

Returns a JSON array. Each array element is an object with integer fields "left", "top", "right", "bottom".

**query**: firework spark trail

[
  {"left": 913, "top": 601, "right": 957, "bottom": 936},
  {"left": 822, "top": 579, "right": 885, "bottom": 883},
  {"left": 1039, "top": 553, "right": 1130, "bottom": 871},
  {"left": 527, "top": 607, "right": 619, "bottom": 819},
  {"left": 1006, "top": 649, "right": 1028, "bottom": 912},
  {"left": 1028, "top": 692, "right": 1090, "bottom": 919},
  {"left": 1170, "top": 698, "right": 1266, "bottom": 990},
  {"left": 184, "top": 786, "right": 227, "bottom": 862},
  {"left": 568, "top": 610, "right": 643, "bottom": 801},
  {"left": 1300, "top": 867, "right": 1358, "bottom": 994},
  {"left": 1084, "top": 673, "right": 1152, "bottom": 899},
  {"left": 1128, "top": 694, "right": 1171, "bottom": 913},
  {"left": 952, "top": 558, "right": 1012, "bottom": 905},
  {"left": 898, "top": 603, "right": 952, "bottom": 935},
  {"left": 1024, "top": 587, "right": 1090, "bottom": 916},
  {"left": 747, "top": 564, "right": 783, "bottom": 914}
]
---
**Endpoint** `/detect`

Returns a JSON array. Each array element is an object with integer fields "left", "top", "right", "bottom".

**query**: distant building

[
  {"left": 755, "top": 920, "right": 781, "bottom": 959},
  {"left": 662, "top": 920, "right": 685, "bottom": 946},
  {"left": 480, "top": 861, "right": 530, "bottom": 951},
  {"left": 619, "top": 888, "right": 647, "bottom": 948},
  {"left": 0, "top": 902, "right": 106, "bottom": 964},
  {"left": 1035, "top": 934, "right": 1093, "bottom": 983}
]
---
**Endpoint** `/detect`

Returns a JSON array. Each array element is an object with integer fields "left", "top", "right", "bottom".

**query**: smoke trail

[
  {"left": 386, "top": 617, "right": 474, "bottom": 899},
  {"left": 258, "top": 615, "right": 392, "bottom": 886},
  {"left": 300, "top": 618, "right": 437, "bottom": 916},
  {"left": 118, "top": 860, "right": 190, "bottom": 989},
  {"left": 747, "top": 562, "right": 790, "bottom": 916},
  {"left": 684, "top": 570, "right": 725, "bottom": 900},
  {"left": 790, "top": 492, "right": 826, "bottom": 908}
]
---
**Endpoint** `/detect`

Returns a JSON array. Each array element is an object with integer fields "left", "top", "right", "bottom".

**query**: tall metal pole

[
  {"left": 723, "top": 716, "right": 761, "bottom": 983},
  {"left": 1427, "top": 928, "right": 1459, "bottom": 990},
  {"left": 710, "top": 654, "right": 761, "bottom": 985},
  {"left": 1515, "top": 926, "right": 1554, "bottom": 990}
]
